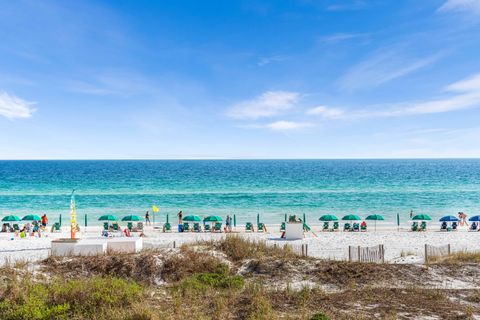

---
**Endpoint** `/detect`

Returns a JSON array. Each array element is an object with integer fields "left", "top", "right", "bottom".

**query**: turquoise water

[{"left": 1, "top": 160, "right": 479, "bottom": 225}]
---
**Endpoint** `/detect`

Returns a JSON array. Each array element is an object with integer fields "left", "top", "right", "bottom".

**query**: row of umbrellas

[
  {"left": 319, "top": 214, "right": 385, "bottom": 221},
  {"left": 97, "top": 214, "right": 223, "bottom": 222},
  {"left": 2, "top": 214, "right": 41, "bottom": 222}
]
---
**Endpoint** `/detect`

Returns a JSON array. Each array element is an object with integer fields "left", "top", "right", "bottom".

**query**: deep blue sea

[{"left": 1, "top": 160, "right": 479, "bottom": 225}]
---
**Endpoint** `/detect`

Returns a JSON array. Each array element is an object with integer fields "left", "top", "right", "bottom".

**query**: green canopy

[
  {"left": 183, "top": 215, "right": 201, "bottom": 222},
  {"left": 98, "top": 214, "right": 118, "bottom": 221},
  {"left": 365, "top": 214, "right": 385, "bottom": 221},
  {"left": 121, "top": 215, "right": 141, "bottom": 222},
  {"left": 2, "top": 215, "right": 20, "bottom": 222},
  {"left": 342, "top": 214, "right": 361, "bottom": 221},
  {"left": 22, "top": 214, "right": 41, "bottom": 221},
  {"left": 204, "top": 215, "right": 222, "bottom": 222},
  {"left": 319, "top": 214, "right": 338, "bottom": 221},
  {"left": 412, "top": 214, "right": 432, "bottom": 221}
]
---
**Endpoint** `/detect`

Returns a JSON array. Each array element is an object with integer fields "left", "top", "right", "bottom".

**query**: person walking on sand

[
  {"left": 458, "top": 212, "right": 469, "bottom": 227},
  {"left": 145, "top": 211, "right": 150, "bottom": 226},
  {"left": 409, "top": 210, "right": 414, "bottom": 219},
  {"left": 225, "top": 215, "right": 231, "bottom": 233},
  {"left": 178, "top": 211, "right": 183, "bottom": 224}
]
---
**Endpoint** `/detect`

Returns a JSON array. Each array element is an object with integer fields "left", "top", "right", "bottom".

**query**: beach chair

[
  {"left": 360, "top": 223, "right": 367, "bottom": 232},
  {"left": 323, "top": 222, "right": 329, "bottom": 231},
  {"left": 183, "top": 223, "right": 190, "bottom": 232},
  {"left": 103, "top": 222, "right": 109, "bottom": 231},
  {"left": 303, "top": 223, "right": 311, "bottom": 232},
  {"left": 214, "top": 222, "right": 222, "bottom": 232},
  {"left": 51, "top": 222, "right": 61, "bottom": 232},
  {"left": 113, "top": 223, "right": 119, "bottom": 231},
  {"left": 13, "top": 224, "right": 20, "bottom": 232},
  {"left": 469, "top": 222, "right": 478, "bottom": 232},
  {"left": 204, "top": 224, "right": 211, "bottom": 232},
  {"left": 333, "top": 221, "right": 339, "bottom": 231},
  {"left": 137, "top": 222, "right": 144, "bottom": 230},
  {"left": 420, "top": 221, "right": 427, "bottom": 231},
  {"left": 257, "top": 222, "right": 265, "bottom": 232},
  {"left": 353, "top": 223, "right": 360, "bottom": 232},
  {"left": 127, "top": 222, "right": 133, "bottom": 231},
  {"left": 193, "top": 223, "right": 201, "bottom": 232},
  {"left": 411, "top": 222, "right": 418, "bottom": 231},
  {"left": 245, "top": 222, "right": 253, "bottom": 232},
  {"left": 280, "top": 222, "right": 285, "bottom": 232},
  {"left": 343, "top": 223, "right": 351, "bottom": 232},
  {"left": 440, "top": 222, "right": 447, "bottom": 231},
  {"left": 452, "top": 222, "right": 458, "bottom": 231},
  {"left": 163, "top": 222, "right": 171, "bottom": 232}
]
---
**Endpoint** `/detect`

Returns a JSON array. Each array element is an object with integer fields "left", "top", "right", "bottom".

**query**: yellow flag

[{"left": 152, "top": 205, "right": 159, "bottom": 213}]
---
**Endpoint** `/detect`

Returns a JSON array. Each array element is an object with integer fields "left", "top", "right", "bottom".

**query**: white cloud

[
  {"left": 266, "top": 120, "right": 312, "bottom": 131},
  {"left": 257, "top": 55, "right": 287, "bottom": 66},
  {"left": 438, "top": 0, "right": 480, "bottom": 14},
  {"left": 227, "top": 91, "right": 300, "bottom": 119},
  {"left": 338, "top": 48, "right": 442, "bottom": 91},
  {"left": 319, "top": 33, "right": 369, "bottom": 43},
  {"left": 307, "top": 106, "right": 345, "bottom": 118},
  {"left": 0, "top": 91, "right": 35, "bottom": 120}
]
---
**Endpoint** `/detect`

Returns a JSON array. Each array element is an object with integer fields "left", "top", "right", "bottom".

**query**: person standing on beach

[
  {"left": 145, "top": 211, "right": 150, "bottom": 226},
  {"left": 225, "top": 215, "right": 231, "bottom": 233},
  {"left": 41, "top": 214, "right": 48, "bottom": 228},
  {"left": 409, "top": 210, "right": 414, "bottom": 219},
  {"left": 178, "top": 211, "right": 183, "bottom": 224},
  {"left": 458, "top": 212, "right": 468, "bottom": 226}
]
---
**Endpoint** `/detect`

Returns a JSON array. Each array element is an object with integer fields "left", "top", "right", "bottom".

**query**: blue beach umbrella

[
  {"left": 439, "top": 215, "right": 459, "bottom": 222},
  {"left": 469, "top": 215, "right": 480, "bottom": 222}
]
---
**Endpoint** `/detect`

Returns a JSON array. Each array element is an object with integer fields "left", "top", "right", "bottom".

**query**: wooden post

[
  {"left": 348, "top": 246, "right": 352, "bottom": 262},
  {"left": 381, "top": 245, "right": 385, "bottom": 263},
  {"left": 305, "top": 244, "right": 308, "bottom": 257},
  {"left": 448, "top": 244, "right": 451, "bottom": 255},
  {"left": 301, "top": 244, "right": 305, "bottom": 257},
  {"left": 358, "top": 246, "right": 361, "bottom": 262},
  {"left": 274, "top": 243, "right": 277, "bottom": 249},
  {"left": 173, "top": 241, "right": 176, "bottom": 248},
  {"left": 424, "top": 244, "right": 428, "bottom": 264}
]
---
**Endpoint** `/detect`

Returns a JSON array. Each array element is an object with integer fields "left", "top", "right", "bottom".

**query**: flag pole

[{"left": 70, "top": 189, "right": 77, "bottom": 239}]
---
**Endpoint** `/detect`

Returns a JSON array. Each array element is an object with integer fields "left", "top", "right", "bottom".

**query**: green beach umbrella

[
  {"left": 319, "top": 214, "right": 338, "bottom": 221},
  {"left": 98, "top": 214, "right": 118, "bottom": 221},
  {"left": 412, "top": 214, "right": 432, "bottom": 221},
  {"left": 203, "top": 215, "right": 222, "bottom": 222},
  {"left": 183, "top": 215, "right": 201, "bottom": 222},
  {"left": 365, "top": 214, "right": 385, "bottom": 231},
  {"left": 121, "top": 215, "right": 141, "bottom": 222},
  {"left": 342, "top": 214, "right": 361, "bottom": 221},
  {"left": 2, "top": 215, "right": 21, "bottom": 222},
  {"left": 22, "top": 214, "right": 41, "bottom": 221}
]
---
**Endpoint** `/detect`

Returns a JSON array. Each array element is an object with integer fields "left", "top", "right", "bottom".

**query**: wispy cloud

[
  {"left": 306, "top": 106, "right": 345, "bottom": 118},
  {"left": 266, "top": 120, "right": 312, "bottom": 131},
  {"left": 0, "top": 91, "right": 35, "bottom": 120},
  {"left": 227, "top": 91, "right": 300, "bottom": 119},
  {"left": 319, "top": 33, "right": 369, "bottom": 43},
  {"left": 326, "top": 1, "right": 367, "bottom": 11},
  {"left": 310, "top": 73, "right": 480, "bottom": 119},
  {"left": 338, "top": 48, "right": 443, "bottom": 91},
  {"left": 257, "top": 55, "right": 288, "bottom": 66},
  {"left": 438, "top": 0, "right": 480, "bottom": 14}
]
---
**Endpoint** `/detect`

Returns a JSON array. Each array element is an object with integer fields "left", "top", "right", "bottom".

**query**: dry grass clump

[
  {"left": 428, "top": 251, "right": 480, "bottom": 264},
  {"left": 162, "top": 246, "right": 229, "bottom": 282},
  {"left": 214, "top": 235, "right": 300, "bottom": 263},
  {"left": 43, "top": 250, "right": 161, "bottom": 284}
]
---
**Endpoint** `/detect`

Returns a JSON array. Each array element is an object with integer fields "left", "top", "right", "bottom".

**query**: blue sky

[{"left": 1, "top": 0, "right": 480, "bottom": 159}]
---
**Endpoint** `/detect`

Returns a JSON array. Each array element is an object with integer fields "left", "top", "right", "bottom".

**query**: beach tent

[
  {"left": 412, "top": 214, "right": 432, "bottom": 221},
  {"left": 1, "top": 215, "right": 20, "bottom": 222},
  {"left": 121, "top": 215, "right": 141, "bottom": 221},
  {"left": 183, "top": 215, "right": 201, "bottom": 222},
  {"left": 319, "top": 214, "right": 338, "bottom": 221},
  {"left": 204, "top": 215, "right": 222, "bottom": 222},
  {"left": 98, "top": 214, "right": 118, "bottom": 221},
  {"left": 469, "top": 215, "right": 480, "bottom": 222},
  {"left": 22, "top": 214, "right": 41, "bottom": 221},
  {"left": 365, "top": 214, "right": 385, "bottom": 231},
  {"left": 439, "top": 215, "right": 459, "bottom": 222},
  {"left": 342, "top": 214, "right": 361, "bottom": 221}
]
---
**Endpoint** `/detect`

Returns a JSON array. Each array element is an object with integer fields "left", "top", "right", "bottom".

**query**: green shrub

[
  {"left": 0, "top": 276, "right": 144, "bottom": 320},
  {"left": 310, "top": 312, "right": 330, "bottom": 320}
]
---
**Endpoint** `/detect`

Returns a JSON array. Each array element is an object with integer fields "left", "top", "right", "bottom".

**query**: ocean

[{"left": 0, "top": 159, "right": 479, "bottom": 225}]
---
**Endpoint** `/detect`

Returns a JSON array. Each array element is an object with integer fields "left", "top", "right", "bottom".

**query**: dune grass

[{"left": 428, "top": 251, "right": 480, "bottom": 264}]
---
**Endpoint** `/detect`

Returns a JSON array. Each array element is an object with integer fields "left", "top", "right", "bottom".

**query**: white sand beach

[{"left": 0, "top": 223, "right": 478, "bottom": 266}]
